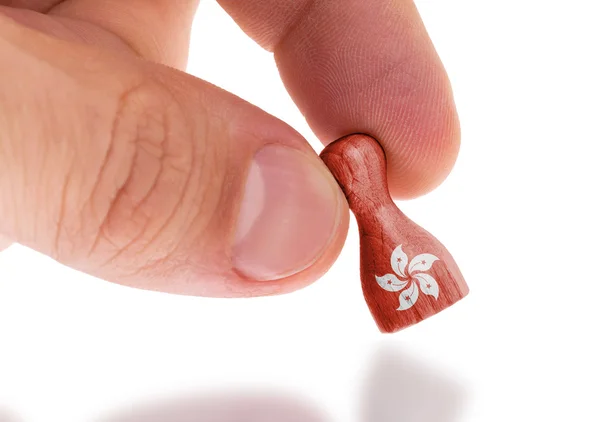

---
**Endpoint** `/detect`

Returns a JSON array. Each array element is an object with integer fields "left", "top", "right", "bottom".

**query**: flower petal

[
  {"left": 391, "top": 244, "right": 408, "bottom": 277},
  {"left": 398, "top": 282, "right": 419, "bottom": 310},
  {"left": 376, "top": 274, "right": 409, "bottom": 292},
  {"left": 408, "top": 253, "right": 439, "bottom": 274},
  {"left": 414, "top": 273, "right": 439, "bottom": 300}
]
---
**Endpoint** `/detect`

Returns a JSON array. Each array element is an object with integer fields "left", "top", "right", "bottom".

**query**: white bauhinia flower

[
  {"left": 376, "top": 274, "right": 409, "bottom": 292},
  {"left": 398, "top": 281, "right": 419, "bottom": 310},
  {"left": 391, "top": 244, "right": 409, "bottom": 278},
  {"left": 413, "top": 273, "right": 439, "bottom": 300},
  {"left": 408, "top": 253, "right": 439, "bottom": 274},
  {"left": 375, "top": 245, "right": 441, "bottom": 310}
]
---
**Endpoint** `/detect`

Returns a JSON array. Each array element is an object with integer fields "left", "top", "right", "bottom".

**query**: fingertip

[
  {"left": 383, "top": 89, "right": 461, "bottom": 199},
  {"left": 223, "top": 197, "right": 349, "bottom": 298},
  {"left": 152, "top": 171, "right": 350, "bottom": 299},
  {"left": 230, "top": 144, "right": 350, "bottom": 289},
  {"left": 268, "top": 0, "right": 461, "bottom": 199},
  {"left": 218, "top": 0, "right": 461, "bottom": 199},
  {"left": 262, "top": 199, "right": 350, "bottom": 296}
]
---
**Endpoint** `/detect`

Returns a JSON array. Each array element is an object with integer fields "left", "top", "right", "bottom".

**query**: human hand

[{"left": 0, "top": 0, "right": 459, "bottom": 297}]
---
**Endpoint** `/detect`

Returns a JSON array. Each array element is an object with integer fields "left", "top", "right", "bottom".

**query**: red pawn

[{"left": 320, "top": 134, "right": 469, "bottom": 333}]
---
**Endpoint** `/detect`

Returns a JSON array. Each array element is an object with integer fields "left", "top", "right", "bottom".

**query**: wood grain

[{"left": 321, "top": 134, "right": 468, "bottom": 333}]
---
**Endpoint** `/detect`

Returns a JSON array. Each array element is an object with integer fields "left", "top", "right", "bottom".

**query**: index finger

[{"left": 219, "top": 0, "right": 460, "bottom": 199}]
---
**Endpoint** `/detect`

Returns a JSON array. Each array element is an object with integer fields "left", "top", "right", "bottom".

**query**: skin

[{"left": 0, "top": 0, "right": 460, "bottom": 297}]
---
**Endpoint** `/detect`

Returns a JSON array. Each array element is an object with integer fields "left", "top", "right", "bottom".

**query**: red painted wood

[{"left": 321, "top": 134, "right": 468, "bottom": 333}]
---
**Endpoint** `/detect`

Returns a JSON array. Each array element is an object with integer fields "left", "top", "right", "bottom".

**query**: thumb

[
  {"left": 0, "top": 16, "right": 348, "bottom": 297},
  {"left": 0, "top": 234, "right": 11, "bottom": 252}
]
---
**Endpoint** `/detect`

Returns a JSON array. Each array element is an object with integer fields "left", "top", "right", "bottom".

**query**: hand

[{"left": 0, "top": 0, "right": 459, "bottom": 297}]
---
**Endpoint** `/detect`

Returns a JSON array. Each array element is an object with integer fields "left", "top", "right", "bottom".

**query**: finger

[
  {"left": 0, "top": 0, "right": 60, "bottom": 11},
  {"left": 0, "top": 234, "right": 12, "bottom": 252},
  {"left": 50, "top": 0, "right": 199, "bottom": 68},
  {"left": 0, "top": 16, "right": 348, "bottom": 297},
  {"left": 218, "top": 0, "right": 460, "bottom": 199},
  {"left": 1, "top": 0, "right": 200, "bottom": 69}
]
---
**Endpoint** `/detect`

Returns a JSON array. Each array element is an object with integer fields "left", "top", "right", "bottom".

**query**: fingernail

[{"left": 233, "top": 144, "right": 342, "bottom": 281}]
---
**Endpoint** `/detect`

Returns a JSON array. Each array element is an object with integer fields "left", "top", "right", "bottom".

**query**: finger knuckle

[{"left": 88, "top": 79, "right": 197, "bottom": 267}]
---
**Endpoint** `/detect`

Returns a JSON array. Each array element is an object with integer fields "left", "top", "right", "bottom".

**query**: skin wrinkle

[
  {"left": 49, "top": 0, "right": 199, "bottom": 68},
  {"left": 0, "top": 2, "right": 196, "bottom": 67},
  {"left": 85, "top": 81, "right": 143, "bottom": 260},
  {"left": 161, "top": 84, "right": 223, "bottom": 272},
  {"left": 273, "top": 0, "right": 317, "bottom": 53},
  {"left": 0, "top": 0, "right": 456, "bottom": 296},
  {"left": 172, "top": 110, "right": 207, "bottom": 243},
  {"left": 95, "top": 141, "right": 140, "bottom": 256},
  {"left": 29, "top": 89, "right": 53, "bottom": 247},
  {"left": 348, "top": 63, "right": 451, "bottom": 192},
  {"left": 133, "top": 131, "right": 193, "bottom": 263},
  {"left": 51, "top": 11, "right": 144, "bottom": 59},
  {"left": 0, "top": 0, "right": 63, "bottom": 12},
  {"left": 132, "top": 93, "right": 229, "bottom": 285},
  {"left": 101, "top": 87, "right": 195, "bottom": 270},
  {"left": 265, "top": 0, "right": 459, "bottom": 197},
  {"left": 218, "top": 0, "right": 314, "bottom": 51},
  {"left": 6, "top": 0, "right": 456, "bottom": 201},
  {"left": 199, "top": 145, "right": 229, "bottom": 251},
  {"left": 53, "top": 156, "right": 75, "bottom": 259},
  {"left": 98, "top": 141, "right": 156, "bottom": 271}
]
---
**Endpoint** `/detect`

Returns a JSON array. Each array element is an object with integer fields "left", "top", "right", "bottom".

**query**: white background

[{"left": 1, "top": 1, "right": 599, "bottom": 421}]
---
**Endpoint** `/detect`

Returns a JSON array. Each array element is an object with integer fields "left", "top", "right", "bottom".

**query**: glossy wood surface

[{"left": 321, "top": 134, "right": 468, "bottom": 333}]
